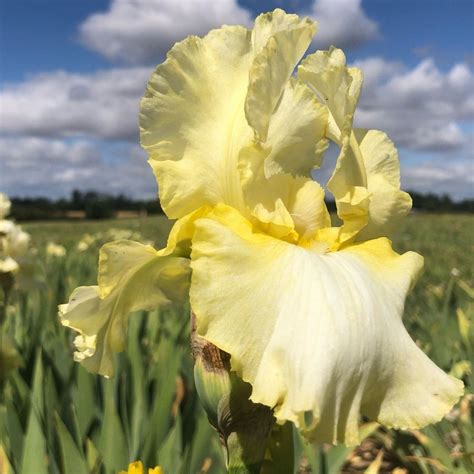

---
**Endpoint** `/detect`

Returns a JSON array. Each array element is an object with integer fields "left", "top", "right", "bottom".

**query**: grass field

[{"left": 1, "top": 213, "right": 473, "bottom": 473}]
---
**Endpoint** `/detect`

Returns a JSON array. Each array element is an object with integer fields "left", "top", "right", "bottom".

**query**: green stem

[{"left": 0, "top": 278, "right": 13, "bottom": 328}]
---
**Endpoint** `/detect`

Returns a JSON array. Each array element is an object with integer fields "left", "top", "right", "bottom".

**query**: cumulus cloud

[
  {"left": 0, "top": 67, "right": 152, "bottom": 140},
  {"left": 78, "top": 0, "right": 378, "bottom": 64},
  {"left": 402, "top": 158, "right": 474, "bottom": 200},
  {"left": 353, "top": 57, "right": 474, "bottom": 152},
  {"left": 0, "top": 137, "right": 156, "bottom": 199},
  {"left": 0, "top": 1, "right": 380, "bottom": 144},
  {"left": 79, "top": 0, "right": 253, "bottom": 64},
  {"left": 1, "top": 1, "right": 472, "bottom": 200},
  {"left": 306, "top": 0, "right": 379, "bottom": 50}
]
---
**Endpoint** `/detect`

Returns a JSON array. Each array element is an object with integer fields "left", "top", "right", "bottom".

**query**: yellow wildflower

[
  {"left": 118, "top": 461, "right": 163, "bottom": 474},
  {"left": 60, "top": 9, "right": 463, "bottom": 445}
]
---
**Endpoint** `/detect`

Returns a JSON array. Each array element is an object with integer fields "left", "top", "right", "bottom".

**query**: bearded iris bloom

[
  {"left": 46, "top": 242, "right": 67, "bottom": 258},
  {"left": 60, "top": 9, "right": 463, "bottom": 445}
]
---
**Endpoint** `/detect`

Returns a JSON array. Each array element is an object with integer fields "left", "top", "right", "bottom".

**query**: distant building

[
  {"left": 63, "top": 210, "right": 87, "bottom": 219},
  {"left": 115, "top": 210, "right": 148, "bottom": 219}
]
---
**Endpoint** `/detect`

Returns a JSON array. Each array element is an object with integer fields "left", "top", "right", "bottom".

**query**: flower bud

[{"left": 191, "top": 312, "right": 274, "bottom": 473}]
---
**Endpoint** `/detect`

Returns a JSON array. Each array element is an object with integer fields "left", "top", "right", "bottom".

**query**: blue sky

[{"left": 1, "top": 0, "right": 473, "bottom": 199}]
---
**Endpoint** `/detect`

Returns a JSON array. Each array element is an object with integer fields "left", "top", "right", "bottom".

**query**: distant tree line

[
  {"left": 409, "top": 191, "right": 474, "bottom": 213},
  {"left": 10, "top": 190, "right": 163, "bottom": 220},
  {"left": 8, "top": 189, "right": 474, "bottom": 221}
]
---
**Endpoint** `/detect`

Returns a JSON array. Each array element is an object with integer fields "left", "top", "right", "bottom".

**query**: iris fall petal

[
  {"left": 59, "top": 240, "right": 190, "bottom": 377},
  {"left": 190, "top": 206, "right": 463, "bottom": 444}
]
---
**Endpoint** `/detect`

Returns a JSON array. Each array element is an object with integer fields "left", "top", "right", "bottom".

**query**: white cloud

[
  {"left": 0, "top": 0, "right": 379, "bottom": 143},
  {"left": 78, "top": 0, "right": 378, "bottom": 65},
  {"left": 401, "top": 158, "right": 474, "bottom": 200},
  {"left": 2, "top": 3, "right": 472, "bottom": 200},
  {"left": 306, "top": 0, "right": 379, "bottom": 50},
  {"left": 353, "top": 57, "right": 474, "bottom": 152},
  {"left": 0, "top": 137, "right": 157, "bottom": 199},
  {"left": 79, "top": 0, "right": 253, "bottom": 64},
  {"left": 0, "top": 67, "right": 152, "bottom": 140}
]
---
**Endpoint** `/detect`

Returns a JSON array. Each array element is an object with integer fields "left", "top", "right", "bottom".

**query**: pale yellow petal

[
  {"left": 0, "top": 256, "right": 19, "bottom": 274},
  {"left": 298, "top": 48, "right": 369, "bottom": 243},
  {"left": 298, "top": 47, "right": 362, "bottom": 142},
  {"left": 159, "top": 206, "right": 212, "bottom": 258},
  {"left": 140, "top": 26, "right": 254, "bottom": 218},
  {"left": 244, "top": 174, "right": 330, "bottom": 241},
  {"left": 261, "top": 78, "right": 328, "bottom": 178},
  {"left": 0, "top": 220, "right": 31, "bottom": 259},
  {"left": 251, "top": 196, "right": 296, "bottom": 241},
  {"left": 237, "top": 78, "right": 328, "bottom": 197},
  {"left": 190, "top": 206, "right": 463, "bottom": 444},
  {"left": 141, "top": 11, "right": 327, "bottom": 223},
  {"left": 59, "top": 286, "right": 115, "bottom": 376},
  {"left": 98, "top": 240, "right": 158, "bottom": 298},
  {"left": 246, "top": 9, "right": 316, "bottom": 141},
  {"left": 326, "top": 132, "right": 370, "bottom": 244},
  {"left": 354, "top": 129, "right": 412, "bottom": 240},
  {"left": 60, "top": 241, "right": 190, "bottom": 377},
  {"left": 0, "top": 193, "right": 11, "bottom": 219},
  {"left": 289, "top": 179, "right": 331, "bottom": 240}
]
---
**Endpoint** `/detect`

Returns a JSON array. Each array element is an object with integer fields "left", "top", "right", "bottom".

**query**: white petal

[{"left": 190, "top": 206, "right": 463, "bottom": 444}]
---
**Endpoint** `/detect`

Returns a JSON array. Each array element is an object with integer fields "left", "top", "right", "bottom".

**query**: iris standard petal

[
  {"left": 141, "top": 9, "right": 327, "bottom": 221},
  {"left": 260, "top": 78, "right": 328, "bottom": 179},
  {"left": 245, "top": 9, "right": 316, "bottom": 141},
  {"left": 190, "top": 205, "right": 463, "bottom": 444},
  {"left": 298, "top": 48, "right": 380, "bottom": 243},
  {"left": 298, "top": 47, "right": 362, "bottom": 143},
  {"left": 354, "top": 129, "right": 412, "bottom": 240},
  {"left": 298, "top": 47, "right": 371, "bottom": 243},
  {"left": 59, "top": 240, "right": 190, "bottom": 377},
  {"left": 140, "top": 25, "right": 254, "bottom": 218}
]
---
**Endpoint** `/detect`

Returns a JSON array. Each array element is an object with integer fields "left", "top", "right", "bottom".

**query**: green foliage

[{"left": 0, "top": 213, "right": 473, "bottom": 473}]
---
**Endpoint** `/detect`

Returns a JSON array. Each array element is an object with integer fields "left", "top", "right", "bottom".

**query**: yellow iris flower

[
  {"left": 46, "top": 242, "right": 67, "bottom": 258},
  {"left": 0, "top": 193, "right": 11, "bottom": 220},
  {"left": 119, "top": 461, "right": 163, "bottom": 474},
  {"left": 60, "top": 9, "right": 463, "bottom": 445}
]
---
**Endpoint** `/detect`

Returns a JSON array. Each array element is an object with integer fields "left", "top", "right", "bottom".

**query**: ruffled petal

[
  {"left": 261, "top": 78, "right": 328, "bottom": 179},
  {"left": 327, "top": 129, "right": 413, "bottom": 245},
  {"left": 300, "top": 60, "right": 411, "bottom": 243},
  {"left": 298, "top": 47, "right": 362, "bottom": 142},
  {"left": 190, "top": 205, "right": 463, "bottom": 444},
  {"left": 244, "top": 173, "right": 330, "bottom": 241},
  {"left": 298, "top": 50, "right": 411, "bottom": 244},
  {"left": 354, "top": 129, "right": 412, "bottom": 240},
  {"left": 140, "top": 25, "right": 254, "bottom": 218},
  {"left": 245, "top": 9, "right": 316, "bottom": 141},
  {"left": 298, "top": 48, "right": 370, "bottom": 243},
  {"left": 327, "top": 136, "right": 370, "bottom": 244},
  {"left": 59, "top": 241, "right": 190, "bottom": 377},
  {"left": 141, "top": 10, "right": 327, "bottom": 223}
]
